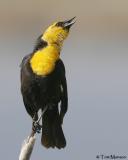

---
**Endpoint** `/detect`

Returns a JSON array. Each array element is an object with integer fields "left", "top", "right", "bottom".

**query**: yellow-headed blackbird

[{"left": 20, "top": 17, "right": 75, "bottom": 149}]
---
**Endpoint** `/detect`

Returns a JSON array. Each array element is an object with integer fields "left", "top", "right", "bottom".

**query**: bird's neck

[{"left": 30, "top": 44, "right": 60, "bottom": 76}]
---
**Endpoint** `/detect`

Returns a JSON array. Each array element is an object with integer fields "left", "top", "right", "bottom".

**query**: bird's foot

[{"left": 32, "top": 121, "right": 42, "bottom": 133}]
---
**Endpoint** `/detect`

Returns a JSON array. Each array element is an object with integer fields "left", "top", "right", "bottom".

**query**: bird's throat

[{"left": 30, "top": 45, "right": 60, "bottom": 76}]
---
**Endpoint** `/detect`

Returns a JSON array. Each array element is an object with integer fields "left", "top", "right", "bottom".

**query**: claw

[
  {"left": 32, "top": 121, "right": 42, "bottom": 133},
  {"left": 32, "top": 106, "right": 48, "bottom": 134}
]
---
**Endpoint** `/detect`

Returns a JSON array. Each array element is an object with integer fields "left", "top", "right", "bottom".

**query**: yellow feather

[
  {"left": 30, "top": 22, "right": 69, "bottom": 76},
  {"left": 30, "top": 45, "right": 60, "bottom": 76},
  {"left": 42, "top": 24, "right": 69, "bottom": 45}
]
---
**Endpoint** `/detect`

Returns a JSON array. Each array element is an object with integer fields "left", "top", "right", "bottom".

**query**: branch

[
  {"left": 19, "top": 130, "right": 36, "bottom": 160},
  {"left": 19, "top": 107, "right": 48, "bottom": 160}
]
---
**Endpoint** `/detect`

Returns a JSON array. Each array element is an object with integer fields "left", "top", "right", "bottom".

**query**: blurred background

[{"left": 0, "top": 0, "right": 128, "bottom": 159}]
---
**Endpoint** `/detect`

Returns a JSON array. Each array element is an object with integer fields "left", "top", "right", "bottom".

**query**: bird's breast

[{"left": 30, "top": 46, "right": 60, "bottom": 76}]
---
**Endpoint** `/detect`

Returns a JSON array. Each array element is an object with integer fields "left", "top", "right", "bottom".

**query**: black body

[{"left": 20, "top": 41, "right": 68, "bottom": 149}]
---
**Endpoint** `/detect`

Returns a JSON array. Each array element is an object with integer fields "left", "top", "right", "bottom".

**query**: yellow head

[
  {"left": 30, "top": 17, "right": 75, "bottom": 76},
  {"left": 42, "top": 17, "right": 76, "bottom": 46}
]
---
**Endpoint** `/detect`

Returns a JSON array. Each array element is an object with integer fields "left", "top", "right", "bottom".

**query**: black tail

[{"left": 41, "top": 107, "right": 66, "bottom": 149}]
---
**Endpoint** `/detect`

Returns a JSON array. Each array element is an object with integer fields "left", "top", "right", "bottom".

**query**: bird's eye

[{"left": 56, "top": 22, "right": 63, "bottom": 27}]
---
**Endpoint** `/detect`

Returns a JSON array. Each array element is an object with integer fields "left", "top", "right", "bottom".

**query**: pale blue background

[{"left": 0, "top": 0, "right": 128, "bottom": 159}]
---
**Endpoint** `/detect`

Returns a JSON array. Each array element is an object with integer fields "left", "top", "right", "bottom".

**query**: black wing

[
  {"left": 20, "top": 53, "right": 38, "bottom": 118},
  {"left": 57, "top": 59, "right": 68, "bottom": 124}
]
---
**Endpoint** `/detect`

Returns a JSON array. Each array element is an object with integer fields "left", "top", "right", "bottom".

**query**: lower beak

[{"left": 63, "top": 17, "right": 76, "bottom": 29}]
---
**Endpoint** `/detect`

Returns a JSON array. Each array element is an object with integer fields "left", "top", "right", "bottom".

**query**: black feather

[{"left": 20, "top": 54, "right": 68, "bottom": 149}]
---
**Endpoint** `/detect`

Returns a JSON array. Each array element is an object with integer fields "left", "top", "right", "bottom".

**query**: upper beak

[{"left": 63, "top": 17, "right": 76, "bottom": 29}]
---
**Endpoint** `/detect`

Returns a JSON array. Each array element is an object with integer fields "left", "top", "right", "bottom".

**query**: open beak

[{"left": 63, "top": 17, "right": 76, "bottom": 29}]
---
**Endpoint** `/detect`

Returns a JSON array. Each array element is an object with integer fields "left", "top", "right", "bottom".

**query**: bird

[{"left": 20, "top": 17, "right": 75, "bottom": 149}]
